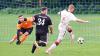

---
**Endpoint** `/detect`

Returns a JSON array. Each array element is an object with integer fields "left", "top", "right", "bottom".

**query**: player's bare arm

[
  {"left": 76, "top": 19, "right": 89, "bottom": 23},
  {"left": 49, "top": 25, "right": 53, "bottom": 34}
]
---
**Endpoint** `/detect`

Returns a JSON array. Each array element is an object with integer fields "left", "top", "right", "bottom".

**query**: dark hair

[
  {"left": 18, "top": 15, "right": 23, "bottom": 17},
  {"left": 41, "top": 7, "right": 48, "bottom": 11}
]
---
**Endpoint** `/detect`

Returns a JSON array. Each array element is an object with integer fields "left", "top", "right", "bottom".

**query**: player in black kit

[{"left": 31, "top": 7, "right": 53, "bottom": 53}]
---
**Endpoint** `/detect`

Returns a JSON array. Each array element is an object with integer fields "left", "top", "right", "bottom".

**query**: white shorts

[{"left": 56, "top": 23, "right": 68, "bottom": 41}]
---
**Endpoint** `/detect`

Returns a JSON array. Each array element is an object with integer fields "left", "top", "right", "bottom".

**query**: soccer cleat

[
  {"left": 16, "top": 40, "right": 21, "bottom": 45},
  {"left": 31, "top": 41, "right": 40, "bottom": 54},
  {"left": 31, "top": 44, "right": 36, "bottom": 53}
]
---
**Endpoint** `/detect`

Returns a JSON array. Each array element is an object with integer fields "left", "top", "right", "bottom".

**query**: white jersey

[
  {"left": 58, "top": 9, "right": 77, "bottom": 31},
  {"left": 56, "top": 9, "right": 78, "bottom": 41}
]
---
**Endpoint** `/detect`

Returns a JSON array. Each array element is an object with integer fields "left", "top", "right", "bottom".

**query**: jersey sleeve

[
  {"left": 69, "top": 13, "right": 77, "bottom": 21},
  {"left": 17, "top": 24, "right": 21, "bottom": 29},
  {"left": 27, "top": 17, "right": 33, "bottom": 21},
  {"left": 48, "top": 17, "right": 52, "bottom": 25},
  {"left": 16, "top": 21, "right": 21, "bottom": 29}
]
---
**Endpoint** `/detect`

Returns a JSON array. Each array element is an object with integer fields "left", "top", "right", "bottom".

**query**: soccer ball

[{"left": 77, "top": 37, "right": 84, "bottom": 44}]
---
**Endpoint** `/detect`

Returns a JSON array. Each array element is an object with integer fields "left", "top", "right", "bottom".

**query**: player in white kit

[{"left": 46, "top": 4, "right": 89, "bottom": 54}]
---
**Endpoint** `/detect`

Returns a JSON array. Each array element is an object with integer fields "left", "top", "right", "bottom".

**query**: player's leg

[
  {"left": 46, "top": 30, "right": 65, "bottom": 54},
  {"left": 31, "top": 33, "right": 40, "bottom": 53},
  {"left": 31, "top": 41, "right": 40, "bottom": 53},
  {"left": 16, "top": 30, "right": 23, "bottom": 45},
  {"left": 32, "top": 33, "right": 48, "bottom": 54},
  {"left": 9, "top": 30, "right": 23, "bottom": 44},
  {"left": 38, "top": 33, "right": 48, "bottom": 47},
  {"left": 20, "top": 27, "right": 33, "bottom": 44},
  {"left": 20, "top": 32, "right": 29, "bottom": 43},
  {"left": 67, "top": 25, "right": 75, "bottom": 46}
]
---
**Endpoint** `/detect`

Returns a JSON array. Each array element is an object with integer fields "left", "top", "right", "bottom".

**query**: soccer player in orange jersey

[{"left": 9, "top": 15, "right": 34, "bottom": 45}]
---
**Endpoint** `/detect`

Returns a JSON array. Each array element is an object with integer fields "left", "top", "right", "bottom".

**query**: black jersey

[{"left": 34, "top": 14, "right": 52, "bottom": 34}]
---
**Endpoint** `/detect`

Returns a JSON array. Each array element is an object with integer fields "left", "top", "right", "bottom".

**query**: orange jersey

[{"left": 17, "top": 17, "right": 33, "bottom": 29}]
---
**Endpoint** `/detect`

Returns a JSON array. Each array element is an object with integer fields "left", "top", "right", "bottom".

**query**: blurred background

[{"left": 0, "top": 0, "right": 99, "bottom": 14}]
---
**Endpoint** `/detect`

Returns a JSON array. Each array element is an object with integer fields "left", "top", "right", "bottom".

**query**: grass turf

[{"left": 0, "top": 14, "right": 100, "bottom": 56}]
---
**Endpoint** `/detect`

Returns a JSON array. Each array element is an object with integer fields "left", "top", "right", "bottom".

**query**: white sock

[
  {"left": 72, "top": 34, "right": 75, "bottom": 40},
  {"left": 47, "top": 43, "right": 57, "bottom": 52}
]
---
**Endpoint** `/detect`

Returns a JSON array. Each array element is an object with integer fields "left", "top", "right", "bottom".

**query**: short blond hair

[{"left": 68, "top": 4, "right": 75, "bottom": 9}]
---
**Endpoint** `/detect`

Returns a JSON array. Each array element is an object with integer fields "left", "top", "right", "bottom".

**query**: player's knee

[
  {"left": 67, "top": 28, "right": 72, "bottom": 33},
  {"left": 55, "top": 41, "right": 60, "bottom": 46},
  {"left": 24, "top": 32, "right": 29, "bottom": 36},
  {"left": 19, "top": 32, "right": 23, "bottom": 35},
  {"left": 38, "top": 42, "right": 46, "bottom": 47}
]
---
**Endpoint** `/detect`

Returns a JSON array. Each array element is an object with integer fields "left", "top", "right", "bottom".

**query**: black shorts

[
  {"left": 17, "top": 27, "right": 33, "bottom": 35},
  {"left": 36, "top": 33, "right": 48, "bottom": 42}
]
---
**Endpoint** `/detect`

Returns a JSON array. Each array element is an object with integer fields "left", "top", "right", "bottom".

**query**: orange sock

[
  {"left": 9, "top": 34, "right": 17, "bottom": 44},
  {"left": 12, "top": 34, "right": 17, "bottom": 41},
  {"left": 20, "top": 35, "right": 28, "bottom": 43}
]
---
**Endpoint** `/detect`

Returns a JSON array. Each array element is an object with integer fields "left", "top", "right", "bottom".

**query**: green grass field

[{"left": 0, "top": 14, "right": 100, "bottom": 56}]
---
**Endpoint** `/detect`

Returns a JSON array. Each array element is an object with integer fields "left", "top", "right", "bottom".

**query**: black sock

[
  {"left": 31, "top": 44, "right": 36, "bottom": 53},
  {"left": 16, "top": 40, "right": 21, "bottom": 45},
  {"left": 38, "top": 43, "right": 46, "bottom": 47}
]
